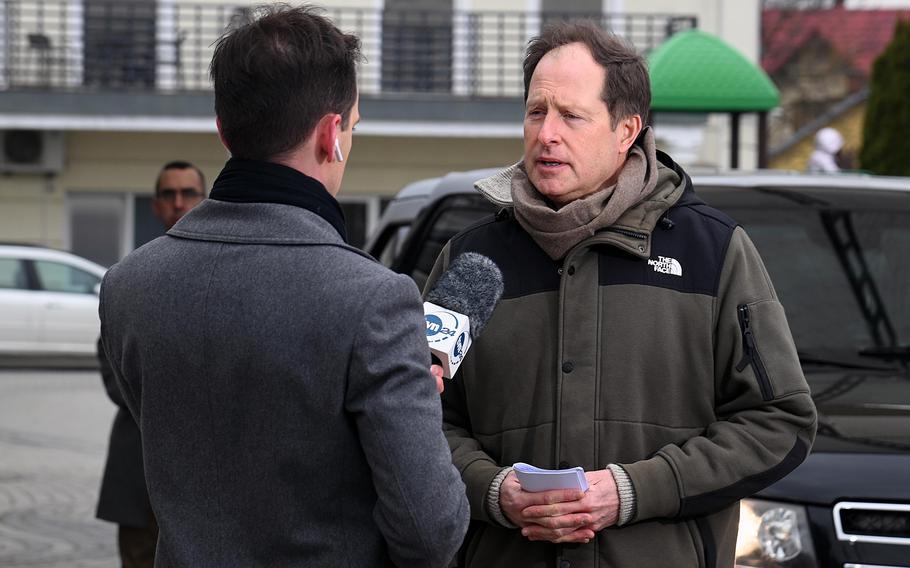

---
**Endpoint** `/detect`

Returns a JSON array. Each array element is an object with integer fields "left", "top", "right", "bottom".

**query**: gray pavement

[{"left": 0, "top": 369, "right": 119, "bottom": 568}]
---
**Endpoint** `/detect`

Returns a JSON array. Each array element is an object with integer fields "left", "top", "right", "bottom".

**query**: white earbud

[{"left": 333, "top": 139, "right": 344, "bottom": 162}]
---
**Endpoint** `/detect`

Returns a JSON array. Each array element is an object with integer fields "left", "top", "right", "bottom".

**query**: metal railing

[{"left": 0, "top": 1, "right": 696, "bottom": 98}]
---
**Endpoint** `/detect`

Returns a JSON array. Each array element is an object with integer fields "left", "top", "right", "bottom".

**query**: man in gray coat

[
  {"left": 99, "top": 5, "right": 469, "bottom": 567},
  {"left": 96, "top": 160, "right": 206, "bottom": 568}
]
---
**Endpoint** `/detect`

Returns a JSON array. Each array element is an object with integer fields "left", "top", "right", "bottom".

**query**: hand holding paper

[
  {"left": 498, "top": 469, "right": 592, "bottom": 544},
  {"left": 517, "top": 469, "right": 621, "bottom": 543}
]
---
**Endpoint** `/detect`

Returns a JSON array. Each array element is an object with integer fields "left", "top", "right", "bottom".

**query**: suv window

[
  {"left": 373, "top": 223, "right": 411, "bottom": 267},
  {"left": 394, "top": 195, "right": 497, "bottom": 291},
  {"left": 730, "top": 206, "right": 909, "bottom": 356},
  {"left": 33, "top": 261, "right": 101, "bottom": 295},
  {"left": 0, "top": 258, "right": 28, "bottom": 290}
]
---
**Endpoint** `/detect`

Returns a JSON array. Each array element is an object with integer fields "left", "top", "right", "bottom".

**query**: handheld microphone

[{"left": 424, "top": 252, "right": 504, "bottom": 379}]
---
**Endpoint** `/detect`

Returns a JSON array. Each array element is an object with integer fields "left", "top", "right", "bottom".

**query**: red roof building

[
  {"left": 762, "top": 7, "right": 910, "bottom": 159},
  {"left": 763, "top": 8, "right": 910, "bottom": 81}
]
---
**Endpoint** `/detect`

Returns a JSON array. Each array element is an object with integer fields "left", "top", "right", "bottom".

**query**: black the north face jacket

[{"left": 428, "top": 152, "right": 818, "bottom": 568}]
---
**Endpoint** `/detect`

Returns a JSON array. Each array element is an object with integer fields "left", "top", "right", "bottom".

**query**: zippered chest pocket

[{"left": 735, "top": 300, "right": 806, "bottom": 401}]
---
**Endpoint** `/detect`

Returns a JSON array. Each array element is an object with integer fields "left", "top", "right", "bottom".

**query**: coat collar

[
  {"left": 167, "top": 199, "right": 361, "bottom": 252},
  {"left": 207, "top": 157, "right": 348, "bottom": 242}
]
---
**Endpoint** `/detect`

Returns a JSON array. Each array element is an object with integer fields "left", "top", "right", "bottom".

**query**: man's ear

[
  {"left": 617, "top": 114, "right": 643, "bottom": 154},
  {"left": 316, "top": 113, "right": 343, "bottom": 163},
  {"left": 215, "top": 117, "right": 231, "bottom": 154}
]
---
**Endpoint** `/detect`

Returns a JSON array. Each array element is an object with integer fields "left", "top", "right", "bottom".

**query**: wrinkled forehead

[{"left": 526, "top": 45, "right": 607, "bottom": 108}]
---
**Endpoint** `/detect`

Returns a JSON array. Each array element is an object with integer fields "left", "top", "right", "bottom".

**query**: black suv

[{"left": 367, "top": 169, "right": 910, "bottom": 568}]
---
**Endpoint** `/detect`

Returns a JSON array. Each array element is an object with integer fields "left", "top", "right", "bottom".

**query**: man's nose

[
  {"left": 173, "top": 193, "right": 185, "bottom": 209},
  {"left": 538, "top": 113, "right": 560, "bottom": 145}
]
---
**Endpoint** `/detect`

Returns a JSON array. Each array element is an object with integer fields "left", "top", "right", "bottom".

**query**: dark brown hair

[
  {"left": 210, "top": 4, "right": 361, "bottom": 161},
  {"left": 524, "top": 21, "right": 650, "bottom": 128},
  {"left": 155, "top": 160, "right": 206, "bottom": 196}
]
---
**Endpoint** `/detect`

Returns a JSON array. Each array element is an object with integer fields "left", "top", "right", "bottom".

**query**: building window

[
  {"left": 540, "top": 0, "right": 602, "bottom": 28},
  {"left": 541, "top": 0, "right": 601, "bottom": 15},
  {"left": 67, "top": 193, "right": 129, "bottom": 268},
  {"left": 83, "top": 0, "right": 157, "bottom": 89},
  {"left": 382, "top": 0, "right": 453, "bottom": 93}
]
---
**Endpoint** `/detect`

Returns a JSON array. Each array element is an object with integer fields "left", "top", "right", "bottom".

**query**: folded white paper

[{"left": 512, "top": 462, "right": 589, "bottom": 492}]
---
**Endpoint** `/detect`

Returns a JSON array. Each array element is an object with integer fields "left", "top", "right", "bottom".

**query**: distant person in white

[{"left": 807, "top": 127, "right": 844, "bottom": 173}]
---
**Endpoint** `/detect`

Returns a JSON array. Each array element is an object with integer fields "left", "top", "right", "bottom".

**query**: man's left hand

[{"left": 519, "top": 469, "right": 621, "bottom": 541}]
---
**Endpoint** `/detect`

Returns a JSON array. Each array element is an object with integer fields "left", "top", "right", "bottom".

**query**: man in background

[
  {"left": 149, "top": 161, "right": 208, "bottom": 230},
  {"left": 96, "top": 161, "right": 205, "bottom": 568},
  {"left": 99, "top": 5, "right": 467, "bottom": 567}
]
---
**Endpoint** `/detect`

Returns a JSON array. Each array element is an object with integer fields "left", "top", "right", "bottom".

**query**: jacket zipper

[
  {"left": 604, "top": 227, "right": 648, "bottom": 240},
  {"left": 736, "top": 304, "right": 774, "bottom": 401}
]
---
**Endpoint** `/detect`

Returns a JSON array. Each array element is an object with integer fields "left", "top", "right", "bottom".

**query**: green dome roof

[{"left": 649, "top": 30, "right": 780, "bottom": 112}]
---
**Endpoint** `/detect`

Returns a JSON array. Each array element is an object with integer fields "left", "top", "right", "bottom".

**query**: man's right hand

[
  {"left": 499, "top": 470, "right": 595, "bottom": 544},
  {"left": 430, "top": 364, "right": 445, "bottom": 394}
]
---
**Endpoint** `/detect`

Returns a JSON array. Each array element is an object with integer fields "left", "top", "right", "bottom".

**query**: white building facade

[{"left": 0, "top": 0, "right": 759, "bottom": 264}]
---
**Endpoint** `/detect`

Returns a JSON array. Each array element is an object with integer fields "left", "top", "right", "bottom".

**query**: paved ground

[{"left": 0, "top": 369, "right": 118, "bottom": 568}]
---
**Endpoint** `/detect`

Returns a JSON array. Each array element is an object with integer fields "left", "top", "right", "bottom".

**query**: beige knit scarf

[{"left": 512, "top": 127, "right": 658, "bottom": 260}]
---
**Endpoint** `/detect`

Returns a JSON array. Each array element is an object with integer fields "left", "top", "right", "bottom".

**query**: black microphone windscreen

[{"left": 426, "top": 252, "right": 504, "bottom": 338}]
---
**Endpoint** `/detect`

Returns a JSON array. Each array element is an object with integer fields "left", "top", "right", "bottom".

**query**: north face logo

[{"left": 648, "top": 256, "right": 682, "bottom": 277}]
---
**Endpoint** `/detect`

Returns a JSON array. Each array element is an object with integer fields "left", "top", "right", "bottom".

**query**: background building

[
  {"left": 761, "top": 5, "right": 910, "bottom": 170},
  {"left": 0, "top": 0, "right": 760, "bottom": 264}
]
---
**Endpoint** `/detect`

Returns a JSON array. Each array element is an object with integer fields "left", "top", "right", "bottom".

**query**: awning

[
  {"left": 649, "top": 29, "right": 780, "bottom": 112},
  {"left": 648, "top": 30, "right": 780, "bottom": 168}
]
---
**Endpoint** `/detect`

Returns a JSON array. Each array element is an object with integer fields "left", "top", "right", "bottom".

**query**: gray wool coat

[{"left": 99, "top": 198, "right": 469, "bottom": 567}]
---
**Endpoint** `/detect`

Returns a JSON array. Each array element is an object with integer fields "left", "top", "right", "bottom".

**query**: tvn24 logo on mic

[{"left": 424, "top": 303, "right": 471, "bottom": 379}]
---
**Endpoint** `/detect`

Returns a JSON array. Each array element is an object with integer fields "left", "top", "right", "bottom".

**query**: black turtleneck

[{"left": 209, "top": 157, "right": 348, "bottom": 242}]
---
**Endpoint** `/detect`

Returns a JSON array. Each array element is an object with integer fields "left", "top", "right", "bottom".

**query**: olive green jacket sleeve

[{"left": 621, "top": 227, "right": 818, "bottom": 522}]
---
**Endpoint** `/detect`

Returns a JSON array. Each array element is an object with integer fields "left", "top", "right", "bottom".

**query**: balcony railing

[{"left": 0, "top": 1, "right": 696, "bottom": 99}]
